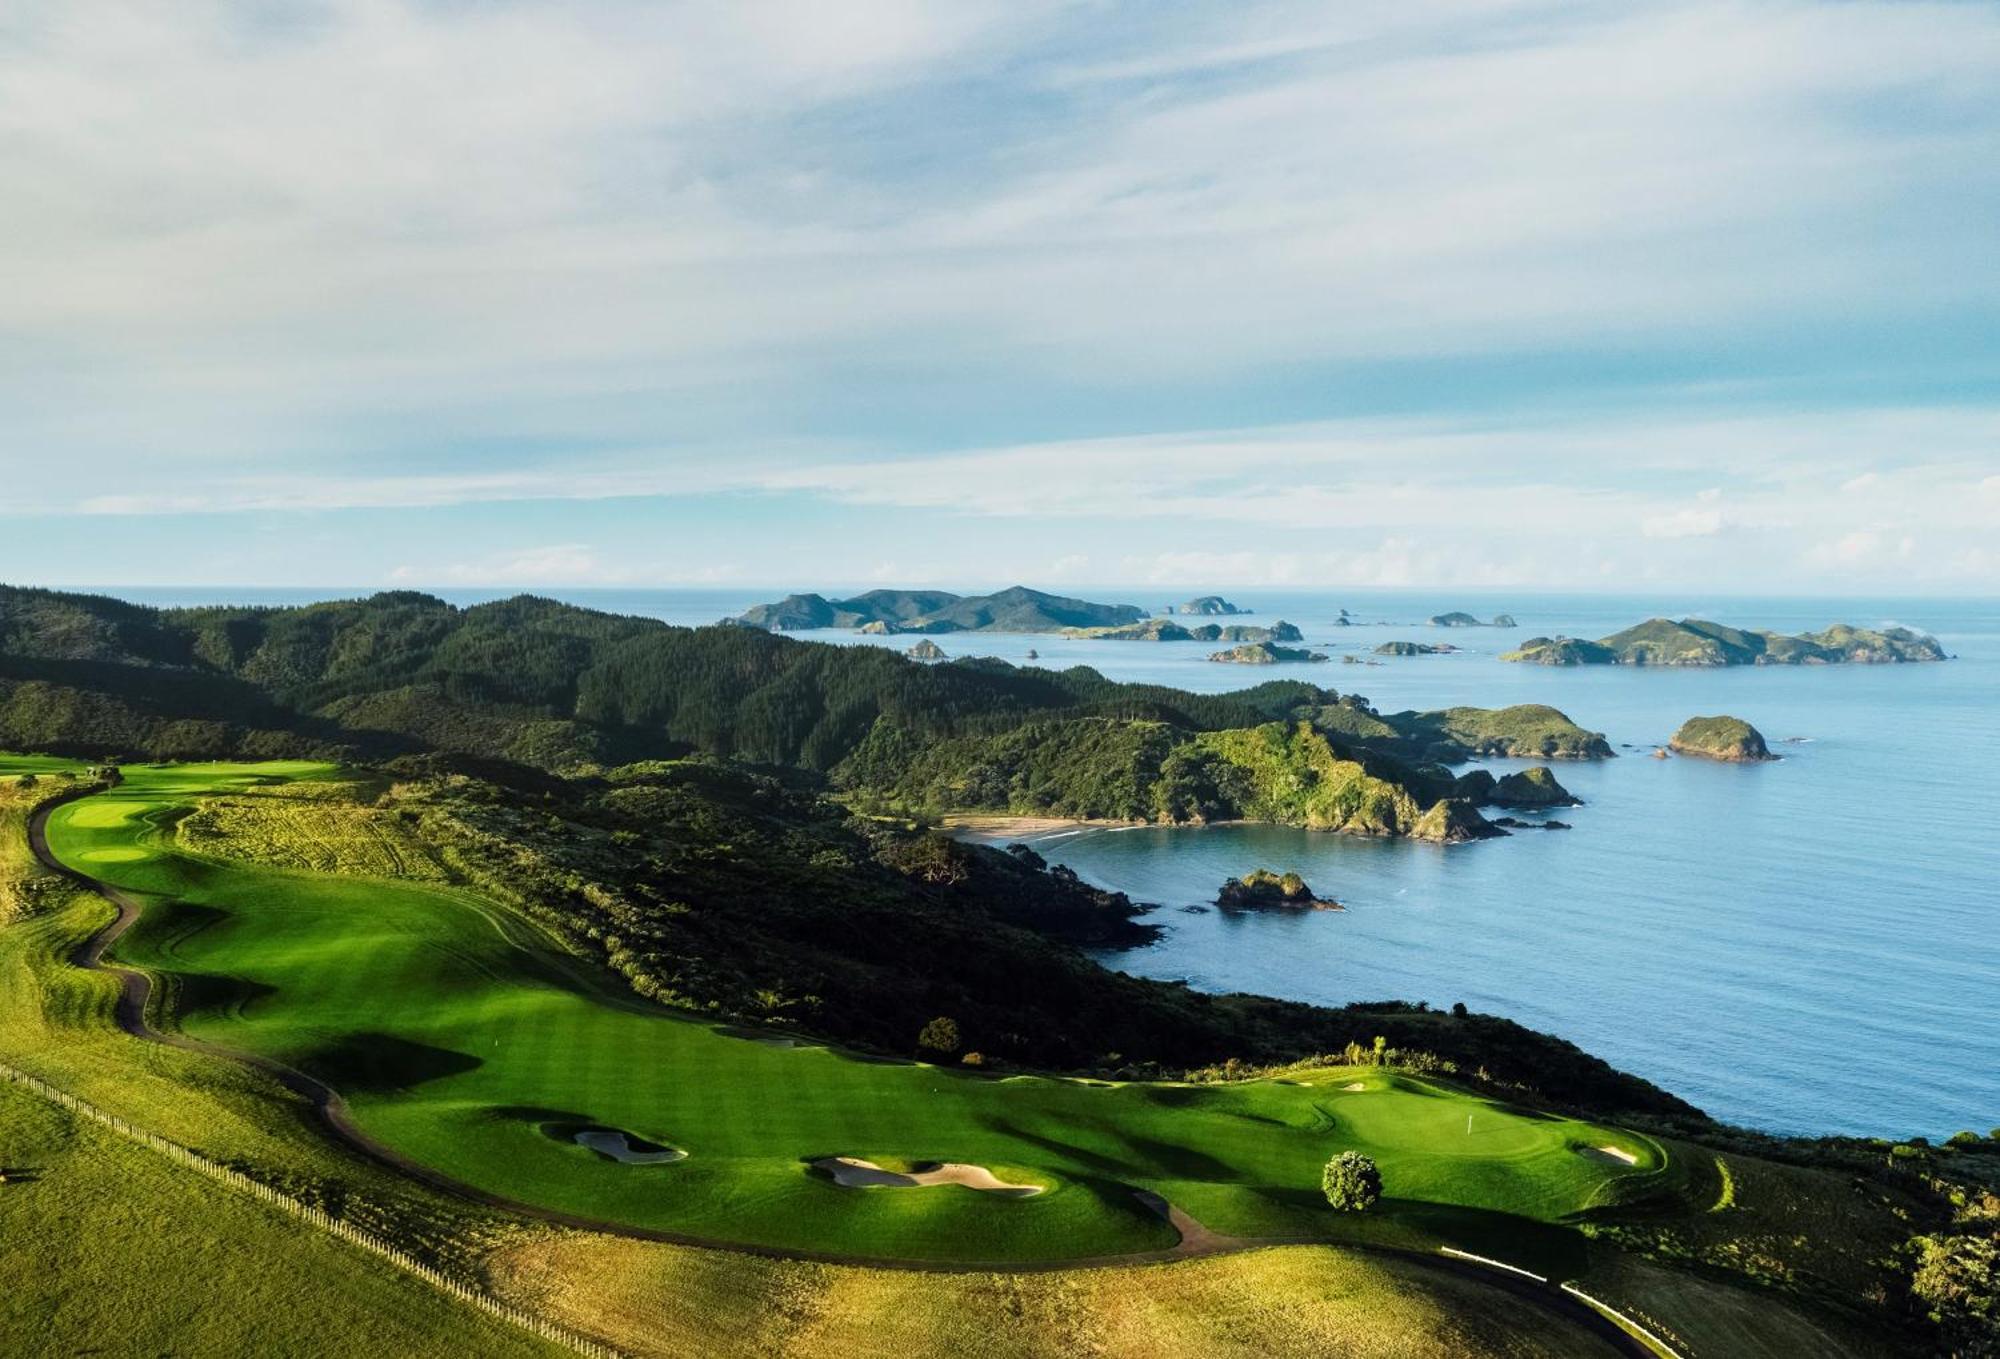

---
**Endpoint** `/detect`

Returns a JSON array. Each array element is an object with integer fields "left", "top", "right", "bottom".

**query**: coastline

[{"left": 940, "top": 814, "right": 1140, "bottom": 838}]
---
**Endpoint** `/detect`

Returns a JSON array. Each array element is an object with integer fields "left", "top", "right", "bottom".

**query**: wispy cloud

[{"left": 2, "top": 2, "right": 1998, "bottom": 592}]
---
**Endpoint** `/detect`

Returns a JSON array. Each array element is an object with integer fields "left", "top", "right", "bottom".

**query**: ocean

[{"left": 94, "top": 584, "right": 1999, "bottom": 1139}]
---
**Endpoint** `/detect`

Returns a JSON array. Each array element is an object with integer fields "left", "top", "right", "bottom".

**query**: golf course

[{"left": 29, "top": 759, "right": 1674, "bottom": 1268}]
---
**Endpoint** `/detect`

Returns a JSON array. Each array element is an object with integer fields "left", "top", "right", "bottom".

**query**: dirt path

[{"left": 23, "top": 790, "right": 1655, "bottom": 1356}]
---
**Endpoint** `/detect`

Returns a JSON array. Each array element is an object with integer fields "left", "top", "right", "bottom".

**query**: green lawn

[{"left": 36, "top": 759, "right": 1678, "bottom": 1266}]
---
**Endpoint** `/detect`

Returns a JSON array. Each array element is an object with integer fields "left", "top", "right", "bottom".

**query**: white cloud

[
  {"left": 390, "top": 543, "right": 629, "bottom": 586},
  {"left": 2, "top": 0, "right": 1999, "bottom": 478},
  {"left": 2, "top": 3, "right": 1999, "bottom": 596}
]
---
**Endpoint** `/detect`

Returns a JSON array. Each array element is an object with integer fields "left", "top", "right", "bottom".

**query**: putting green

[{"left": 37, "top": 761, "right": 1679, "bottom": 1265}]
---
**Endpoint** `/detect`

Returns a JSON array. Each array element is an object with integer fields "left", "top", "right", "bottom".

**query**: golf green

[{"left": 38, "top": 760, "right": 1675, "bottom": 1264}]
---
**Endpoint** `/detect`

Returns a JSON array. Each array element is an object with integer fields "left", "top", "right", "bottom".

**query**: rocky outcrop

[
  {"left": 1432, "top": 612, "right": 1515, "bottom": 628},
  {"left": 905, "top": 639, "right": 948, "bottom": 662},
  {"left": 1375, "top": 641, "right": 1457, "bottom": 656},
  {"left": 1175, "top": 596, "right": 1249, "bottom": 616},
  {"left": 1668, "top": 715, "right": 1775, "bottom": 762},
  {"left": 1490, "top": 766, "right": 1581, "bottom": 807},
  {"left": 1411, "top": 799, "right": 1506, "bottom": 842},
  {"left": 1216, "top": 869, "right": 1341, "bottom": 910}
]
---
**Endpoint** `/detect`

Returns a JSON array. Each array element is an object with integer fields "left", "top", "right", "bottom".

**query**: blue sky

[{"left": 2, "top": 0, "right": 1997, "bottom": 593}]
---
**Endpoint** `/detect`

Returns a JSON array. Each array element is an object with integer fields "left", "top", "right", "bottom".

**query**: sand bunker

[
  {"left": 1578, "top": 1144, "right": 1639, "bottom": 1166},
  {"left": 813, "top": 1156, "right": 1042, "bottom": 1196},
  {"left": 574, "top": 1128, "right": 686, "bottom": 1164},
  {"left": 1340, "top": 1082, "right": 1368, "bottom": 1092}
]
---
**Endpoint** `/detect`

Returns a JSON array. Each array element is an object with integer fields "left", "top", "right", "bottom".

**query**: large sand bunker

[
  {"left": 574, "top": 1128, "right": 686, "bottom": 1164},
  {"left": 813, "top": 1156, "right": 1042, "bottom": 1196},
  {"left": 1578, "top": 1144, "right": 1639, "bottom": 1166}
]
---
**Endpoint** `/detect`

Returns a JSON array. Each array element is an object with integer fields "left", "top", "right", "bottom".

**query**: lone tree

[
  {"left": 1322, "top": 1151, "right": 1383, "bottom": 1212},
  {"left": 917, "top": 1016, "right": 961, "bottom": 1056}
]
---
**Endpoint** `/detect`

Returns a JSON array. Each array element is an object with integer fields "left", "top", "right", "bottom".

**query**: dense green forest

[
  {"left": 0, "top": 586, "right": 1601, "bottom": 839},
  {"left": 332, "top": 754, "right": 1693, "bottom": 1116}
]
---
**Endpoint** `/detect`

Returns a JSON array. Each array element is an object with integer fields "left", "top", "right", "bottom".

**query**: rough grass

[
  {"left": 1581, "top": 1140, "right": 1919, "bottom": 1316},
  {"left": 43, "top": 760, "right": 1671, "bottom": 1267},
  {"left": 175, "top": 775, "right": 447, "bottom": 880},
  {"left": 491, "top": 1233, "right": 1625, "bottom": 1359},
  {"left": 0, "top": 760, "right": 86, "bottom": 920},
  {"left": 1576, "top": 1252, "right": 1902, "bottom": 1358},
  {"left": 0, "top": 1063, "right": 563, "bottom": 1357}
]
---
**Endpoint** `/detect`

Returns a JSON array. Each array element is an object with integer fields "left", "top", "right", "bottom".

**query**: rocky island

[
  {"left": 1503, "top": 618, "right": 1947, "bottom": 666},
  {"left": 905, "top": 638, "right": 947, "bottom": 662},
  {"left": 1217, "top": 869, "right": 1342, "bottom": 910},
  {"left": 1432, "top": 611, "right": 1517, "bottom": 628},
  {"left": 1668, "top": 715, "right": 1776, "bottom": 762},
  {"left": 1375, "top": 641, "right": 1458, "bottom": 656},
  {"left": 1173, "top": 596, "right": 1249, "bottom": 615},
  {"left": 1208, "top": 642, "right": 1329, "bottom": 664}
]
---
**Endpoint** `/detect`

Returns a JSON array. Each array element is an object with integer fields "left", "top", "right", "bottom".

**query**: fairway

[{"left": 36, "top": 761, "right": 1674, "bottom": 1265}]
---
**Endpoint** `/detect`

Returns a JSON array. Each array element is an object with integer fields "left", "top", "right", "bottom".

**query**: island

[
  {"left": 905, "top": 638, "right": 947, "bottom": 662},
  {"left": 1065, "top": 618, "right": 1303, "bottom": 643},
  {"left": 1431, "top": 611, "right": 1517, "bottom": 628},
  {"left": 1503, "top": 618, "right": 1947, "bottom": 666},
  {"left": 730, "top": 586, "right": 1144, "bottom": 634},
  {"left": 1173, "top": 596, "right": 1249, "bottom": 615},
  {"left": 1375, "top": 641, "right": 1458, "bottom": 656},
  {"left": 1208, "top": 642, "right": 1329, "bottom": 664},
  {"left": 1668, "top": 715, "right": 1776, "bottom": 762},
  {"left": 1217, "top": 869, "right": 1341, "bottom": 910}
]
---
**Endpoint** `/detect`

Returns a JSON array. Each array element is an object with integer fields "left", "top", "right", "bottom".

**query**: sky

[{"left": 2, "top": 0, "right": 1997, "bottom": 595}]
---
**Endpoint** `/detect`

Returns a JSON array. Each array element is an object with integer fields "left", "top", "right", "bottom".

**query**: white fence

[{"left": 0, "top": 1060, "right": 624, "bottom": 1359}]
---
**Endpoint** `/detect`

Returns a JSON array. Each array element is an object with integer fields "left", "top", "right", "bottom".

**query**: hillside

[
  {"left": 1504, "top": 618, "right": 1947, "bottom": 666},
  {"left": 0, "top": 586, "right": 1545, "bottom": 843}
]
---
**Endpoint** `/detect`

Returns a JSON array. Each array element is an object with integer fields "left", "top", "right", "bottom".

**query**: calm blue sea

[{"left": 97, "top": 584, "right": 1999, "bottom": 1139}]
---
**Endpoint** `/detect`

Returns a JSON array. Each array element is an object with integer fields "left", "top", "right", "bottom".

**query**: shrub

[
  {"left": 961, "top": 1051, "right": 984, "bottom": 1067},
  {"left": 1322, "top": 1151, "right": 1382, "bottom": 1212},
  {"left": 918, "top": 1016, "right": 961, "bottom": 1055},
  {"left": 1909, "top": 1233, "right": 1998, "bottom": 1357}
]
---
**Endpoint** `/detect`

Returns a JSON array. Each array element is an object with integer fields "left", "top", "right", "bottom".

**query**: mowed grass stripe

[{"left": 42, "top": 761, "right": 1678, "bottom": 1265}]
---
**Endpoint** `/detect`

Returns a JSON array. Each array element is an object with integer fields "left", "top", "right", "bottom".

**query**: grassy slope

[
  {"left": 0, "top": 1084, "right": 563, "bottom": 1359},
  {"left": 493, "top": 1234, "right": 1624, "bottom": 1359},
  {"left": 44, "top": 761, "right": 1668, "bottom": 1267}
]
